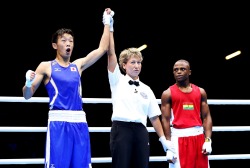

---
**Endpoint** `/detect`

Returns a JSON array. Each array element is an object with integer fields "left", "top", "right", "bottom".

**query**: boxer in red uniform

[{"left": 161, "top": 59, "right": 213, "bottom": 168}]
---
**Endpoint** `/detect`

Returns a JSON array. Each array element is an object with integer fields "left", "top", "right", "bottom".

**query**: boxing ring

[{"left": 0, "top": 96, "right": 250, "bottom": 165}]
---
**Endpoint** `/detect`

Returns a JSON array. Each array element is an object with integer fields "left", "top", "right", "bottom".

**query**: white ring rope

[
  {"left": 1, "top": 96, "right": 250, "bottom": 105},
  {"left": 0, "top": 96, "right": 250, "bottom": 165},
  {"left": 1, "top": 126, "right": 250, "bottom": 132},
  {"left": 1, "top": 154, "right": 250, "bottom": 164}
]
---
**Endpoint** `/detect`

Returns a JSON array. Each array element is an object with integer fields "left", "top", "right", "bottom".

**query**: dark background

[{"left": 0, "top": 1, "right": 249, "bottom": 168}]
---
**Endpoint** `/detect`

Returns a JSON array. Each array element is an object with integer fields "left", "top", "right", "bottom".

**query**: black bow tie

[{"left": 128, "top": 80, "right": 139, "bottom": 86}]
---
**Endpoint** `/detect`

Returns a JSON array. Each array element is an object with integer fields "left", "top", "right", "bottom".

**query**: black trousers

[{"left": 110, "top": 121, "right": 150, "bottom": 168}]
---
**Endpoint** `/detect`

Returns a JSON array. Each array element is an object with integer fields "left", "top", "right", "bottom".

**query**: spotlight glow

[
  {"left": 137, "top": 44, "right": 147, "bottom": 51},
  {"left": 225, "top": 50, "right": 241, "bottom": 60}
]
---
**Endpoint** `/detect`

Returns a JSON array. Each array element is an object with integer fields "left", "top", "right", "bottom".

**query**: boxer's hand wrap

[
  {"left": 102, "top": 9, "right": 115, "bottom": 32},
  {"left": 110, "top": 11, "right": 115, "bottom": 17},
  {"left": 159, "top": 136, "right": 175, "bottom": 153},
  {"left": 25, "top": 70, "right": 35, "bottom": 88},
  {"left": 202, "top": 137, "right": 212, "bottom": 154},
  {"left": 102, "top": 11, "right": 112, "bottom": 25}
]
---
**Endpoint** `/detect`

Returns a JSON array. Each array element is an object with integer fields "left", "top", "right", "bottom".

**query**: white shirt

[{"left": 108, "top": 64, "right": 161, "bottom": 127}]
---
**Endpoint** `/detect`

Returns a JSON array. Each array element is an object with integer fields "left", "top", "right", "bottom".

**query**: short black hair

[{"left": 51, "top": 28, "right": 74, "bottom": 43}]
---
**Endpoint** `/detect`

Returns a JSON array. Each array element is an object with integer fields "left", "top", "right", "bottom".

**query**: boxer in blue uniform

[{"left": 22, "top": 8, "right": 114, "bottom": 168}]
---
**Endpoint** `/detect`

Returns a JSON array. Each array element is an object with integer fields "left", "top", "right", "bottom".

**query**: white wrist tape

[
  {"left": 110, "top": 10, "right": 115, "bottom": 32},
  {"left": 202, "top": 138, "right": 212, "bottom": 154},
  {"left": 103, "top": 12, "right": 111, "bottom": 25},
  {"left": 110, "top": 17, "right": 114, "bottom": 32},
  {"left": 25, "top": 70, "right": 35, "bottom": 87}
]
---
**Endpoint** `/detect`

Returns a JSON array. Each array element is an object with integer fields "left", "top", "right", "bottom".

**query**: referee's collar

[{"left": 125, "top": 74, "right": 140, "bottom": 82}]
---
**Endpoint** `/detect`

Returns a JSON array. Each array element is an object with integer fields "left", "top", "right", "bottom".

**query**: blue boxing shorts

[{"left": 45, "top": 110, "right": 92, "bottom": 168}]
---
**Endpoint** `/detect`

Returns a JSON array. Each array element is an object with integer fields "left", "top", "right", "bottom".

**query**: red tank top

[{"left": 170, "top": 83, "right": 202, "bottom": 128}]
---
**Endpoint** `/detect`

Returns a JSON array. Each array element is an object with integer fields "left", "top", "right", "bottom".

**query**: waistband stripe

[{"left": 48, "top": 110, "right": 86, "bottom": 123}]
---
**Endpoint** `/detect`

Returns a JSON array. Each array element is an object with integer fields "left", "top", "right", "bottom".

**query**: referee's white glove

[
  {"left": 202, "top": 137, "right": 212, "bottom": 155},
  {"left": 109, "top": 11, "right": 114, "bottom": 32},
  {"left": 25, "top": 70, "right": 36, "bottom": 87},
  {"left": 159, "top": 136, "right": 175, "bottom": 153},
  {"left": 166, "top": 150, "right": 177, "bottom": 163}
]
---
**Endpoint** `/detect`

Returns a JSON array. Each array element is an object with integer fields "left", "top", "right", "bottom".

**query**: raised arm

[
  {"left": 107, "top": 31, "right": 117, "bottom": 72},
  {"left": 74, "top": 8, "right": 112, "bottom": 73},
  {"left": 107, "top": 10, "right": 117, "bottom": 73}
]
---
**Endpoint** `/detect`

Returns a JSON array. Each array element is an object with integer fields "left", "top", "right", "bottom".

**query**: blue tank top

[{"left": 45, "top": 60, "right": 83, "bottom": 110}]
